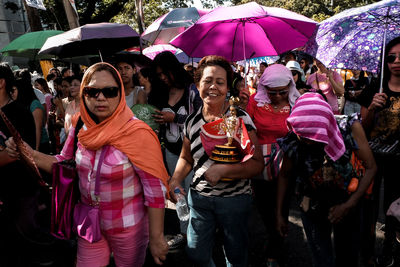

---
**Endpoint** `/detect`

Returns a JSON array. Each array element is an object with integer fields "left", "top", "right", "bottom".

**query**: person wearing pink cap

[{"left": 276, "top": 93, "right": 376, "bottom": 267}]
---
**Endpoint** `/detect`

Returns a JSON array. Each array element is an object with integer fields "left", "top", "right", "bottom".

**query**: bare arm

[
  {"left": 327, "top": 71, "right": 345, "bottom": 96},
  {"left": 169, "top": 136, "right": 194, "bottom": 202},
  {"left": 360, "top": 93, "right": 387, "bottom": 134},
  {"left": 203, "top": 130, "right": 264, "bottom": 186},
  {"left": 137, "top": 89, "right": 147, "bottom": 104},
  {"left": 0, "top": 150, "right": 16, "bottom": 167},
  {"left": 32, "top": 108, "right": 44, "bottom": 150},
  {"left": 147, "top": 207, "right": 168, "bottom": 265},
  {"left": 328, "top": 121, "right": 377, "bottom": 224},
  {"left": 276, "top": 153, "right": 293, "bottom": 237},
  {"left": 5, "top": 137, "right": 57, "bottom": 173}
]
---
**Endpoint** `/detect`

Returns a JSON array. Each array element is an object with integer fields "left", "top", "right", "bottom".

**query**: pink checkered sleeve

[
  {"left": 55, "top": 126, "right": 76, "bottom": 162},
  {"left": 134, "top": 165, "right": 166, "bottom": 208}
]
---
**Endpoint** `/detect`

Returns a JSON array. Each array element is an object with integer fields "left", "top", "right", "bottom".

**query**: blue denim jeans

[
  {"left": 186, "top": 189, "right": 252, "bottom": 267},
  {"left": 300, "top": 203, "right": 361, "bottom": 267}
]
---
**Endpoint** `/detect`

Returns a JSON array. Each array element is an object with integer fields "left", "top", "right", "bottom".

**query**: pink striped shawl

[{"left": 286, "top": 93, "right": 345, "bottom": 161}]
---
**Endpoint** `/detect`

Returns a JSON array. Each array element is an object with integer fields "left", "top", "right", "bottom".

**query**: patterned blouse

[{"left": 56, "top": 125, "right": 166, "bottom": 234}]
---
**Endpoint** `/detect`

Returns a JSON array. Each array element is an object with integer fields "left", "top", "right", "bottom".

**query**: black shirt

[{"left": 0, "top": 101, "right": 37, "bottom": 200}]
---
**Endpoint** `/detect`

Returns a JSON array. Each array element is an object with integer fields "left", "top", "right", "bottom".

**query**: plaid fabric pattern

[{"left": 56, "top": 126, "right": 166, "bottom": 234}]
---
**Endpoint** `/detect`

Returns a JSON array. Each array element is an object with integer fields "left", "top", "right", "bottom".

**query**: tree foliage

[
  {"left": 230, "top": 0, "right": 381, "bottom": 21},
  {"left": 39, "top": 0, "right": 130, "bottom": 30}
]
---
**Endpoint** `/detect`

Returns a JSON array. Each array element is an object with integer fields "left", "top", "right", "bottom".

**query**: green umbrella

[{"left": 0, "top": 30, "right": 63, "bottom": 60}]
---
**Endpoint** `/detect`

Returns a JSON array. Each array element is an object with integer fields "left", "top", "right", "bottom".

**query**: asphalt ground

[{"left": 142, "top": 198, "right": 385, "bottom": 267}]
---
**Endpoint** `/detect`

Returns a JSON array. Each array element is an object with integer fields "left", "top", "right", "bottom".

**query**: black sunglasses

[
  {"left": 291, "top": 70, "right": 299, "bottom": 76},
  {"left": 83, "top": 86, "right": 119, "bottom": 98},
  {"left": 387, "top": 54, "right": 400, "bottom": 64},
  {"left": 266, "top": 89, "right": 289, "bottom": 96}
]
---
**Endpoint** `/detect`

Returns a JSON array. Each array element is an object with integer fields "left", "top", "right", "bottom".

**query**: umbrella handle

[
  {"left": 98, "top": 49, "right": 103, "bottom": 62},
  {"left": 379, "top": 7, "right": 390, "bottom": 94}
]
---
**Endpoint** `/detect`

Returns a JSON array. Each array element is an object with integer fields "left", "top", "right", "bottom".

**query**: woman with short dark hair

[{"left": 169, "top": 55, "right": 264, "bottom": 266}]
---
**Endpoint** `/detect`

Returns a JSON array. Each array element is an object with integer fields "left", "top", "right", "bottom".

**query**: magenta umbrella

[{"left": 170, "top": 2, "right": 317, "bottom": 62}]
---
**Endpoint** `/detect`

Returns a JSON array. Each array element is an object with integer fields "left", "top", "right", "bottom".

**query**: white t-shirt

[{"left": 34, "top": 88, "right": 46, "bottom": 104}]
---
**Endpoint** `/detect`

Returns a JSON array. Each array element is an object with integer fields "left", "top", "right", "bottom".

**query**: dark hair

[
  {"left": 64, "top": 74, "right": 82, "bottom": 85},
  {"left": 152, "top": 51, "right": 193, "bottom": 90},
  {"left": 0, "top": 63, "right": 15, "bottom": 97},
  {"left": 260, "top": 62, "right": 268, "bottom": 68},
  {"left": 48, "top": 67, "right": 60, "bottom": 76},
  {"left": 383, "top": 37, "right": 400, "bottom": 83},
  {"left": 15, "top": 77, "right": 38, "bottom": 108},
  {"left": 61, "top": 67, "right": 70, "bottom": 77},
  {"left": 54, "top": 77, "right": 63, "bottom": 86},
  {"left": 34, "top": 78, "right": 51, "bottom": 94},
  {"left": 14, "top": 68, "right": 31, "bottom": 83},
  {"left": 194, "top": 55, "right": 234, "bottom": 94},
  {"left": 46, "top": 73, "right": 55, "bottom": 81},
  {"left": 231, "top": 72, "right": 244, "bottom": 97},
  {"left": 139, "top": 67, "right": 152, "bottom": 80}
]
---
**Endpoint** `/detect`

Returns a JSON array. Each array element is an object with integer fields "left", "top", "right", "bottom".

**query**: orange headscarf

[{"left": 72, "top": 62, "right": 169, "bottom": 189}]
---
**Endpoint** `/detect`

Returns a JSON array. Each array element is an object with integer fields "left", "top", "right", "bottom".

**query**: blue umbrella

[
  {"left": 141, "top": 7, "right": 209, "bottom": 45},
  {"left": 305, "top": 0, "right": 400, "bottom": 92}
]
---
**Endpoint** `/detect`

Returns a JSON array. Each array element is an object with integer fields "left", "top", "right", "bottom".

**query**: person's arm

[
  {"left": 203, "top": 130, "right": 264, "bottom": 186},
  {"left": 32, "top": 107, "right": 44, "bottom": 150},
  {"left": 147, "top": 207, "right": 168, "bottom": 265},
  {"left": 135, "top": 165, "right": 168, "bottom": 265},
  {"left": 5, "top": 137, "right": 57, "bottom": 173},
  {"left": 276, "top": 153, "right": 293, "bottom": 237},
  {"left": 328, "top": 121, "right": 377, "bottom": 224},
  {"left": 0, "top": 150, "right": 16, "bottom": 167},
  {"left": 360, "top": 93, "right": 387, "bottom": 134},
  {"left": 169, "top": 136, "right": 194, "bottom": 202},
  {"left": 327, "top": 71, "right": 345, "bottom": 96},
  {"left": 137, "top": 89, "right": 147, "bottom": 104}
]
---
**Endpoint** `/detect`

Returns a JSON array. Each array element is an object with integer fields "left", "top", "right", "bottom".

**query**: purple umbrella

[
  {"left": 142, "top": 7, "right": 209, "bottom": 45},
  {"left": 39, "top": 23, "right": 140, "bottom": 61},
  {"left": 170, "top": 2, "right": 317, "bottom": 62},
  {"left": 304, "top": 0, "right": 400, "bottom": 92}
]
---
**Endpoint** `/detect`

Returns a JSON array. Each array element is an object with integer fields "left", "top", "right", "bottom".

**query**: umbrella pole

[
  {"left": 98, "top": 49, "right": 104, "bottom": 62},
  {"left": 242, "top": 21, "right": 247, "bottom": 88},
  {"left": 379, "top": 8, "right": 390, "bottom": 94}
]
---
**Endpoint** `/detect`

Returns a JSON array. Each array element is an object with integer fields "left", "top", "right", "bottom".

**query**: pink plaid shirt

[{"left": 56, "top": 124, "right": 166, "bottom": 234}]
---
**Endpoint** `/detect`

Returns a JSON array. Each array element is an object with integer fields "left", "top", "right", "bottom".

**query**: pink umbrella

[
  {"left": 142, "top": 44, "right": 177, "bottom": 60},
  {"left": 170, "top": 2, "right": 317, "bottom": 62}
]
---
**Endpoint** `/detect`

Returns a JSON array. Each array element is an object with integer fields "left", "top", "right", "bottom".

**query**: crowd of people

[{"left": 0, "top": 35, "right": 399, "bottom": 267}]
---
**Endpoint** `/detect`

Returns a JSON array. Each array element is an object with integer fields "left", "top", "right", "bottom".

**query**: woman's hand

[
  {"left": 149, "top": 234, "right": 168, "bottom": 265},
  {"left": 368, "top": 93, "right": 387, "bottom": 111},
  {"left": 153, "top": 110, "right": 175, "bottom": 124},
  {"left": 204, "top": 164, "right": 226, "bottom": 186},
  {"left": 5, "top": 137, "right": 22, "bottom": 159},
  {"left": 168, "top": 178, "right": 186, "bottom": 203},
  {"left": 276, "top": 214, "right": 288, "bottom": 237},
  {"left": 328, "top": 202, "right": 353, "bottom": 224}
]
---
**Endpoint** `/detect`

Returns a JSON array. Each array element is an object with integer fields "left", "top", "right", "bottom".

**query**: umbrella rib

[
  {"left": 257, "top": 21, "right": 277, "bottom": 55},
  {"left": 231, "top": 22, "right": 241, "bottom": 61}
]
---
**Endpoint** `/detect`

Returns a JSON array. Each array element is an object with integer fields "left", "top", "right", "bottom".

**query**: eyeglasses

[
  {"left": 291, "top": 71, "right": 299, "bottom": 76},
  {"left": 83, "top": 86, "right": 119, "bottom": 98},
  {"left": 300, "top": 61, "right": 305, "bottom": 64},
  {"left": 387, "top": 53, "right": 400, "bottom": 64},
  {"left": 266, "top": 89, "right": 289, "bottom": 96}
]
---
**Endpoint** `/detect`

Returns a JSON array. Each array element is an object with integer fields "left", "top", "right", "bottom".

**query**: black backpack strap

[{"left": 73, "top": 117, "right": 83, "bottom": 156}]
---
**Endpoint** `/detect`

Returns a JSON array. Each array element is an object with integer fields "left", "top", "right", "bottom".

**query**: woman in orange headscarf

[{"left": 6, "top": 62, "right": 169, "bottom": 266}]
